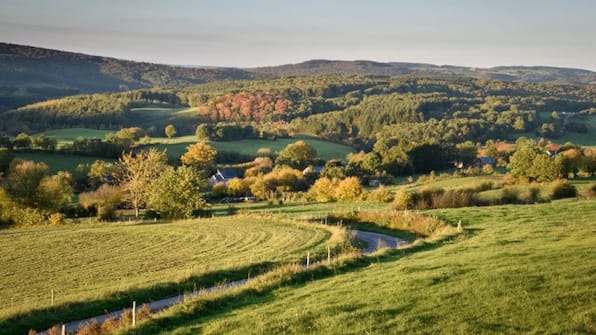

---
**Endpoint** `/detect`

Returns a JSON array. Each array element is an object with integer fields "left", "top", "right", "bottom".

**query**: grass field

[
  {"left": 39, "top": 128, "right": 111, "bottom": 142},
  {"left": 515, "top": 113, "right": 596, "bottom": 146},
  {"left": 13, "top": 151, "right": 113, "bottom": 173},
  {"left": 127, "top": 199, "right": 596, "bottom": 334},
  {"left": 0, "top": 216, "right": 342, "bottom": 334},
  {"left": 127, "top": 107, "right": 200, "bottom": 128},
  {"left": 147, "top": 134, "right": 356, "bottom": 161}
]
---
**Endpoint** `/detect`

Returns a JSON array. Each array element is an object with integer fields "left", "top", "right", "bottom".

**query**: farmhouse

[{"left": 209, "top": 168, "right": 239, "bottom": 187}]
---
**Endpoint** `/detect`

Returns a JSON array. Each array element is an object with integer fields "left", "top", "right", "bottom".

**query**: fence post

[
  {"left": 327, "top": 246, "right": 331, "bottom": 264},
  {"left": 61, "top": 324, "right": 66, "bottom": 335},
  {"left": 132, "top": 301, "right": 136, "bottom": 327},
  {"left": 51, "top": 289, "right": 54, "bottom": 306},
  {"left": 306, "top": 252, "right": 310, "bottom": 268}
]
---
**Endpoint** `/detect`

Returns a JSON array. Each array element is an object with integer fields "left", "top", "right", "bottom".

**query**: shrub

[
  {"left": 367, "top": 185, "right": 394, "bottom": 203},
  {"left": 392, "top": 189, "right": 415, "bottom": 210},
  {"left": 101, "top": 317, "right": 119, "bottom": 333},
  {"left": 518, "top": 183, "right": 542, "bottom": 204},
  {"left": 47, "top": 325, "right": 61, "bottom": 335},
  {"left": 48, "top": 212, "right": 65, "bottom": 225},
  {"left": 582, "top": 182, "right": 596, "bottom": 199},
  {"left": 306, "top": 177, "right": 336, "bottom": 202},
  {"left": 501, "top": 186, "right": 520, "bottom": 204},
  {"left": 119, "top": 309, "right": 132, "bottom": 327},
  {"left": 432, "top": 190, "right": 476, "bottom": 208},
  {"left": 77, "top": 319, "right": 101, "bottom": 335},
  {"left": 549, "top": 179, "right": 577, "bottom": 200},
  {"left": 335, "top": 177, "right": 363, "bottom": 201},
  {"left": 482, "top": 164, "right": 495, "bottom": 175},
  {"left": 137, "top": 304, "right": 152, "bottom": 322}
]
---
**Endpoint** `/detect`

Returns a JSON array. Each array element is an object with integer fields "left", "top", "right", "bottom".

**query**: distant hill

[
  {"left": 249, "top": 60, "right": 596, "bottom": 84},
  {"left": 0, "top": 43, "right": 253, "bottom": 111},
  {"left": 2, "top": 42, "right": 595, "bottom": 112}
]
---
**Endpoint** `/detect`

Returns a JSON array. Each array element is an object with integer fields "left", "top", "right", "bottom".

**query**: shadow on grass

[
  {"left": 118, "top": 234, "right": 459, "bottom": 335},
  {"left": 1, "top": 262, "right": 276, "bottom": 335}
]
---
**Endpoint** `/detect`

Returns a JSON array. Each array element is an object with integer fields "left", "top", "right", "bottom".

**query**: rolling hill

[
  {"left": 0, "top": 43, "right": 253, "bottom": 111},
  {"left": 250, "top": 59, "right": 596, "bottom": 84},
  {"left": 2, "top": 42, "right": 595, "bottom": 113}
]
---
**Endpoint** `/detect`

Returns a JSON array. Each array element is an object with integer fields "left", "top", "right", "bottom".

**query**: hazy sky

[{"left": 1, "top": 0, "right": 595, "bottom": 70}]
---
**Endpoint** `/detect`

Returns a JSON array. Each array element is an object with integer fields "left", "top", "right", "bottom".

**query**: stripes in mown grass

[{"left": 0, "top": 216, "right": 332, "bottom": 321}]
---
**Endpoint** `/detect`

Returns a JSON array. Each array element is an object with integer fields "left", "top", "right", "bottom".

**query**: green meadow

[{"left": 120, "top": 199, "right": 596, "bottom": 335}]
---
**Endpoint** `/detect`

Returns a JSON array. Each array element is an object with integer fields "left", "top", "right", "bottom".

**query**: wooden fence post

[
  {"left": 327, "top": 246, "right": 331, "bottom": 264},
  {"left": 132, "top": 301, "right": 136, "bottom": 327},
  {"left": 51, "top": 289, "right": 54, "bottom": 306},
  {"left": 306, "top": 252, "right": 310, "bottom": 268}
]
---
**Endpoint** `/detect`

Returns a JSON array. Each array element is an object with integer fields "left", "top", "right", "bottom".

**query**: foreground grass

[
  {"left": 0, "top": 216, "right": 341, "bottom": 334},
  {"left": 135, "top": 199, "right": 595, "bottom": 334}
]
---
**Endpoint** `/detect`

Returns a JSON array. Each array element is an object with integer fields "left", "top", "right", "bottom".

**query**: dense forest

[{"left": 3, "top": 75, "right": 594, "bottom": 144}]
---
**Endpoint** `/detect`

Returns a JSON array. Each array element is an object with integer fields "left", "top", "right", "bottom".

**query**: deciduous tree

[
  {"left": 275, "top": 140, "right": 317, "bottom": 170},
  {"left": 180, "top": 141, "right": 217, "bottom": 175},
  {"left": 165, "top": 124, "right": 177, "bottom": 139},
  {"left": 117, "top": 148, "right": 168, "bottom": 218},
  {"left": 148, "top": 166, "right": 206, "bottom": 219}
]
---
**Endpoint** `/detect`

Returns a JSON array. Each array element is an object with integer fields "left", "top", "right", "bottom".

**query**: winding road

[{"left": 39, "top": 230, "right": 406, "bottom": 334}]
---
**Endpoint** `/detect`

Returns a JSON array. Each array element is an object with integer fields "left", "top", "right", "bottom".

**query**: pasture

[
  {"left": 126, "top": 199, "right": 596, "bottom": 334},
  {"left": 13, "top": 151, "right": 113, "bottom": 173},
  {"left": 0, "top": 216, "right": 342, "bottom": 334},
  {"left": 147, "top": 134, "right": 356, "bottom": 161}
]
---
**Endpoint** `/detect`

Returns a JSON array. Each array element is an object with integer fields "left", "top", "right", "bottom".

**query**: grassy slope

[
  {"left": 127, "top": 107, "right": 200, "bottom": 129},
  {"left": 153, "top": 199, "right": 596, "bottom": 334},
  {"left": 0, "top": 217, "right": 336, "bottom": 333},
  {"left": 40, "top": 128, "right": 111, "bottom": 142}
]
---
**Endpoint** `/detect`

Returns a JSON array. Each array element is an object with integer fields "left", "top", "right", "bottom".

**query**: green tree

[
  {"left": 195, "top": 124, "right": 212, "bottom": 140},
  {"left": 165, "top": 124, "right": 177, "bottom": 139},
  {"left": 13, "top": 133, "right": 32, "bottom": 150},
  {"left": 148, "top": 166, "right": 206, "bottom": 219},
  {"left": 275, "top": 140, "right": 317, "bottom": 169},
  {"left": 88, "top": 160, "right": 117, "bottom": 188},
  {"left": 117, "top": 148, "right": 168, "bottom": 218},
  {"left": 509, "top": 138, "right": 561, "bottom": 182},
  {"left": 32, "top": 135, "right": 57, "bottom": 151}
]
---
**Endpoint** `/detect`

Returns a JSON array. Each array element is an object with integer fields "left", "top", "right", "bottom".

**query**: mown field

[
  {"left": 125, "top": 199, "right": 596, "bottom": 334},
  {"left": 0, "top": 216, "right": 342, "bottom": 334}
]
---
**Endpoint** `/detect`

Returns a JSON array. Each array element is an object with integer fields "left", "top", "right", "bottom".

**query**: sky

[{"left": 0, "top": 0, "right": 595, "bottom": 70}]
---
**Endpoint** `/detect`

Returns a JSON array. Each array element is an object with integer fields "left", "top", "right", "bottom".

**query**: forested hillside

[
  {"left": 250, "top": 60, "right": 596, "bottom": 84},
  {"left": 0, "top": 43, "right": 253, "bottom": 111},
  {"left": 2, "top": 43, "right": 596, "bottom": 113}
]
